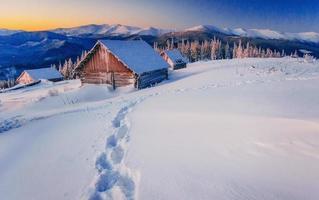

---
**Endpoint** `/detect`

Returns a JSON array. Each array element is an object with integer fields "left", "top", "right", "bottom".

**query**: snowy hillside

[
  {"left": 1, "top": 58, "right": 319, "bottom": 200},
  {"left": 186, "top": 25, "right": 319, "bottom": 43}
]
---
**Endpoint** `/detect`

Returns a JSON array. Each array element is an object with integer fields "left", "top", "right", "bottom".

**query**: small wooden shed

[
  {"left": 73, "top": 40, "right": 169, "bottom": 89},
  {"left": 16, "top": 68, "right": 63, "bottom": 84},
  {"left": 161, "top": 49, "right": 188, "bottom": 70}
]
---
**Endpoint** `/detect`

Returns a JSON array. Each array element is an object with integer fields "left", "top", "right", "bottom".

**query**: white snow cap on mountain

[
  {"left": 52, "top": 24, "right": 171, "bottom": 37},
  {"left": 0, "top": 28, "right": 22, "bottom": 36},
  {"left": 134, "top": 27, "right": 173, "bottom": 36},
  {"left": 186, "top": 25, "right": 319, "bottom": 43},
  {"left": 186, "top": 25, "right": 229, "bottom": 34},
  {"left": 2, "top": 23, "right": 318, "bottom": 43}
]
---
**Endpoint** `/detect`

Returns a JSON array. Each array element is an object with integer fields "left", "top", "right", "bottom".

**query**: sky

[{"left": 0, "top": 0, "right": 318, "bottom": 32}]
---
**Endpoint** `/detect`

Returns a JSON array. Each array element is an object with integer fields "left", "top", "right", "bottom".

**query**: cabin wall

[
  {"left": 137, "top": 68, "right": 168, "bottom": 89},
  {"left": 172, "top": 63, "right": 187, "bottom": 70},
  {"left": 161, "top": 53, "right": 181, "bottom": 69},
  {"left": 81, "top": 45, "right": 134, "bottom": 86},
  {"left": 161, "top": 52, "right": 187, "bottom": 70},
  {"left": 17, "top": 73, "right": 34, "bottom": 84}
]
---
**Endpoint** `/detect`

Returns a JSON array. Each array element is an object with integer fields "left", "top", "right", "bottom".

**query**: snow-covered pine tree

[
  {"left": 80, "top": 50, "right": 88, "bottom": 61},
  {"left": 243, "top": 42, "right": 249, "bottom": 58},
  {"left": 61, "top": 60, "right": 68, "bottom": 78},
  {"left": 232, "top": 42, "right": 237, "bottom": 58},
  {"left": 177, "top": 40, "right": 182, "bottom": 52},
  {"left": 166, "top": 40, "right": 171, "bottom": 50},
  {"left": 203, "top": 40, "right": 211, "bottom": 60},
  {"left": 266, "top": 48, "right": 273, "bottom": 58},
  {"left": 211, "top": 37, "right": 218, "bottom": 60},
  {"left": 190, "top": 40, "right": 200, "bottom": 62},
  {"left": 67, "top": 58, "right": 73, "bottom": 79},
  {"left": 180, "top": 39, "right": 185, "bottom": 55},
  {"left": 171, "top": 37, "right": 174, "bottom": 50},
  {"left": 200, "top": 42, "right": 205, "bottom": 60},
  {"left": 58, "top": 62, "right": 63, "bottom": 73},
  {"left": 217, "top": 40, "right": 223, "bottom": 59},
  {"left": 281, "top": 49, "right": 286, "bottom": 57},
  {"left": 236, "top": 40, "right": 243, "bottom": 58},
  {"left": 274, "top": 50, "right": 281, "bottom": 58},
  {"left": 185, "top": 40, "right": 191, "bottom": 61},
  {"left": 225, "top": 42, "right": 231, "bottom": 59},
  {"left": 261, "top": 49, "right": 266, "bottom": 58},
  {"left": 258, "top": 47, "right": 262, "bottom": 58},
  {"left": 252, "top": 47, "right": 259, "bottom": 57},
  {"left": 0, "top": 79, "right": 15, "bottom": 89},
  {"left": 50, "top": 64, "right": 57, "bottom": 70},
  {"left": 76, "top": 56, "right": 80, "bottom": 66}
]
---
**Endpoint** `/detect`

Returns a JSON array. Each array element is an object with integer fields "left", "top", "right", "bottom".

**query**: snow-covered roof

[
  {"left": 23, "top": 68, "right": 63, "bottom": 80},
  {"left": 99, "top": 40, "right": 168, "bottom": 74},
  {"left": 163, "top": 49, "right": 188, "bottom": 64}
]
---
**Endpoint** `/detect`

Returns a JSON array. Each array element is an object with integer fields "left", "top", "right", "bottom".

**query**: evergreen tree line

[
  {"left": 51, "top": 50, "right": 88, "bottom": 79},
  {"left": 55, "top": 38, "right": 301, "bottom": 80},
  {"left": 154, "top": 38, "right": 299, "bottom": 62},
  {"left": 0, "top": 79, "right": 15, "bottom": 89}
]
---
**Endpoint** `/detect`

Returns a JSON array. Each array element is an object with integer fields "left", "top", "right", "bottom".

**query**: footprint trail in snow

[{"left": 89, "top": 93, "right": 159, "bottom": 200}]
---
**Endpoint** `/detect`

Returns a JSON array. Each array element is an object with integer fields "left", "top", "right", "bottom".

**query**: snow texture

[{"left": 1, "top": 57, "right": 319, "bottom": 200}]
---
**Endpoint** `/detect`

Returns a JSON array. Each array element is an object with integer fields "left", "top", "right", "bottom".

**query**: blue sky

[
  {"left": 0, "top": 0, "right": 318, "bottom": 32},
  {"left": 205, "top": 0, "right": 317, "bottom": 31},
  {"left": 155, "top": 0, "right": 319, "bottom": 32}
]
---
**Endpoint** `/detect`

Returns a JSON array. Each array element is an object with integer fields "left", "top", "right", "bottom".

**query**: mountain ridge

[
  {"left": 50, "top": 24, "right": 172, "bottom": 37},
  {"left": 184, "top": 25, "right": 319, "bottom": 43},
  {"left": 1, "top": 24, "right": 319, "bottom": 43}
]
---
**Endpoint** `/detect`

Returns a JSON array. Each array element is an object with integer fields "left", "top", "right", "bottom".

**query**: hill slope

[{"left": 1, "top": 58, "right": 319, "bottom": 199}]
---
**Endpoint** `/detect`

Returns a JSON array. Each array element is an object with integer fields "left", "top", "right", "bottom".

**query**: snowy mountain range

[
  {"left": 51, "top": 24, "right": 172, "bottom": 37},
  {"left": 2, "top": 24, "right": 319, "bottom": 43},
  {"left": 186, "top": 25, "right": 319, "bottom": 43},
  {"left": 0, "top": 28, "right": 22, "bottom": 36},
  {"left": 1, "top": 23, "right": 319, "bottom": 80}
]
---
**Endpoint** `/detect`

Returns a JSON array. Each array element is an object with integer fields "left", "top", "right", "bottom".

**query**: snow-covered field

[{"left": 1, "top": 58, "right": 319, "bottom": 200}]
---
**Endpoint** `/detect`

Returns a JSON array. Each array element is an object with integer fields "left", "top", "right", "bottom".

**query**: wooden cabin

[
  {"left": 16, "top": 68, "right": 63, "bottom": 84},
  {"left": 160, "top": 49, "right": 188, "bottom": 70},
  {"left": 74, "top": 40, "right": 169, "bottom": 89}
]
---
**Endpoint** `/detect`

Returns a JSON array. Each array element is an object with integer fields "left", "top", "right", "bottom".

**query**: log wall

[
  {"left": 137, "top": 68, "right": 168, "bottom": 89},
  {"left": 80, "top": 45, "right": 134, "bottom": 86}
]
